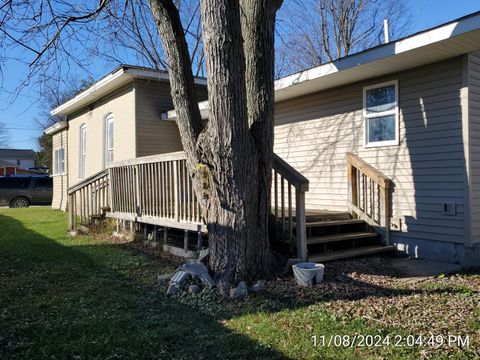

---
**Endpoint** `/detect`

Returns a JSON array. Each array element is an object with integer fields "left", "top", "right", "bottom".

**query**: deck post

[
  {"left": 184, "top": 230, "right": 189, "bottom": 250},
  {"left": 295, "top": 190, "right": 308, "bottom": 261},
  {"left": 68, "top": 194, "right": 74, "bottom": 230},
  {"left": 197, "top": 230, "right": 203, "bottom": 250},
  {"left": 153, "top": 225, "right": 158, "bottom": 242},
  {"left": 380, "top": 186, "right": 391, "bottom": 246},
  {"left": 164, "top": 227, "right": 168, "bottom": 244}
]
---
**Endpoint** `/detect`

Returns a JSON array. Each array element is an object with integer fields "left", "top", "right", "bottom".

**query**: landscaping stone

[
  {"left": 251, "top": 280, "right": 266, "bottom": 293},
  {"left": 199, "top": 272, "right": 216, "bottom": 287},
  {"left": 188, "top": 284, "right": 201, "bottom": 294},
  {"left": 180, "top": 262, "right": 209, "bottom": 277},
  {"left": 198, "top": 248, "right": 209, "bottom": 262},
  {"left": 166, "top": 283, "right": 179, "bottom": 295},
  {"left": 78, "top": 225, "right": 90, "bottom": 234},
  {"left": 217, "top": 280, "right": 231, "bottom": 297},
  {"left": 230, "top": 281, "right": 248, "bottom": 299},
  {"left": 157, "top": 274, "right": 173, "bottom": 282},
  {"left": 170, "top": 271, "right": 190, "bottom": 285}
]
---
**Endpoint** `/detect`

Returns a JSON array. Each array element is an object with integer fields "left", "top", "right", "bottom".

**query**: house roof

[
  {"left": 50, "top": 65, "right": 207, "bottom": 117},
  {"left": 0, "top": 149, "right": 35, "bottom": 159},
  {"left": 274, "top": 11, "right": 480, "bottom": 102},
  {"left": 163, "top": 11, "right": 480, "bottom": 120},
  {"left": 44, "top": 121, "right": 68, "bottom": 135},
  {"left": 0, "top": 159, "right": 15, "bottom": 167}
]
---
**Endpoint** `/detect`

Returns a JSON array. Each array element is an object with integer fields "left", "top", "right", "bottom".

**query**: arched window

[
  {"left": 104, "top": 113, "right": 114, "bottom": 166},
  {"left": 79, "top": 124, "right": 87, "bottom": 179}
]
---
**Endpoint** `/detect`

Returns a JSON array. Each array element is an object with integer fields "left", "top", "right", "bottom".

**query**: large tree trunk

[{"left": 150, "top": 0, "right": 282, "bottom": 283}]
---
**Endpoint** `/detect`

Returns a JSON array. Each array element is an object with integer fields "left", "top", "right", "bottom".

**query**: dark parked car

[{"left": 0, "top": 175, "right": 53, "bottom": 207}]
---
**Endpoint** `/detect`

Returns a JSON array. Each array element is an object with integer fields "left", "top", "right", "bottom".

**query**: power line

[{"left": 3, "top": 127, "right": 39, "bottom": 131}]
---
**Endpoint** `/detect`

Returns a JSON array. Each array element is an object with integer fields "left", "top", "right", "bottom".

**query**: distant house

[
  {"left": 0, "top": 149, "right": 36, "bottom": 176},
  {"left": 47, "top": 12, "right": 480, "bottom": 265}
]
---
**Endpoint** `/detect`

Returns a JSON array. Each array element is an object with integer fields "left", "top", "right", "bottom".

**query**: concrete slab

[{"left": 387, "top": 257, "right": 465, "bottom": 282}]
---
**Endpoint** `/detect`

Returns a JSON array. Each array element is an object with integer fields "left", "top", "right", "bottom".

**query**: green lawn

[{"left": 0, "top": 208, "right": 478, "bottom": 359}]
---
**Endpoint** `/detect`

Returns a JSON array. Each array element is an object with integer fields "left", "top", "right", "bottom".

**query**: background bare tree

[
  {"left": 35, "top": 78, "right": 95, "bottom": 171},
  {"left": 276, "top": 0, "right": 410, "bottom": 76},
  {"left": 0, "top": 0, "right": 205, "bottom": 103}
]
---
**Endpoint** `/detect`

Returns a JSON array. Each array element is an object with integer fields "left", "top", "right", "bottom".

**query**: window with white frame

[
  {"left": 54, "top": 149, "right": 65, "bottom": 175},
  {"left": 363, "top": 80, "right": 399, "bottom": 147},
  {"left": 79, "top": 124, "right": 87, "bottom": 179},
  {"left": 104, "top": 113, "right": 114, "bottom": 166}
]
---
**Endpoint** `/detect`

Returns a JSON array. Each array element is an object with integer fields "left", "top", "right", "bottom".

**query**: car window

[
  {"left": 0, "top": 177, "right": 31, "bottom": 189},
  {"left": 34, "top": 178, "right": 53, "bottom": 189}
]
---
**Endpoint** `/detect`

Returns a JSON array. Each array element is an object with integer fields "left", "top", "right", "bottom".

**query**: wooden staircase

[{"left": 300, "top": 211, "right": 396, "bottom": 262}]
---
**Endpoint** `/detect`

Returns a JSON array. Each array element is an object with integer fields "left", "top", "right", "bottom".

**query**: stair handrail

[
  {"left": 67, "top": 168, "right": 110, "bottom": 231},
  {"left": 346, "top": 152, "right": 392, "bottom": 245},
  {"left": 67, "top": 168, "right": 109, "bottom": 195},
  {"left": 272, "top": 154, "right": 309, "bottom": 261}
]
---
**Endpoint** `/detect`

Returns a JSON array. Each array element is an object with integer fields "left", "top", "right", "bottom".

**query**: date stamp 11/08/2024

[{"left": 311, "top": 334, "right": 471, "bottom": 348}]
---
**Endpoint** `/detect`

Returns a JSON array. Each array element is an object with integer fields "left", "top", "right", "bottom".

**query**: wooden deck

[{"left": 67, "top": 151, "right": 394, "bottom": 263}]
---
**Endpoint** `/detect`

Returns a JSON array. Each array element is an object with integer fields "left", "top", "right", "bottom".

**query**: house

[
  {"left": 48, "top": 12, "right": 480, "bottom": 265},
  {"left": 0, "top": 149, "right": 36, "bottom": 176},
  {"left": 44, "top": 65, "right": 208, "bottom": 210}
]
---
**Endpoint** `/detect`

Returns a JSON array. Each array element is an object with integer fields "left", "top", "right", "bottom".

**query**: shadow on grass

[
  {"left": 0, "top": 212, "right": 288, "bottom": 360},
  {"left": 1, "top": 209, "right": 476, "bottom": 360}
]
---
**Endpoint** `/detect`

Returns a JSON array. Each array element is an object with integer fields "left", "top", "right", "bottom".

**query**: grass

[{"left": 0, "top": 207, "right": 478, "bottom": 359}]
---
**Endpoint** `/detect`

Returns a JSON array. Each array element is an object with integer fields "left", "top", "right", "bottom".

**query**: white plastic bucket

[{"left": 292, "top": 262, "right": 325, "bottom": 287}]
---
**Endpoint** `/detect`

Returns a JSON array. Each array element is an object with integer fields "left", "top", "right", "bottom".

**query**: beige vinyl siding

[
  {"left": 67, "top": 84, "right": 136, "bottom": 187},
  {"left": 468, "top": 51, "right": 480, "bottom": 244},
  {"left": 135, "top": 79, "right": 208, "bottom": 157},
  {"left": 51, "top": 129, "right": 68, "bottom": 211},
  {"left": 274, "top": 57, "right": 467, "bottom": 244}
]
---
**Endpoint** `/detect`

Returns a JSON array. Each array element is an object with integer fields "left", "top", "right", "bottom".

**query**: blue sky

[{"left": 0, "top": 0, "right": 479, "bottom": 151}]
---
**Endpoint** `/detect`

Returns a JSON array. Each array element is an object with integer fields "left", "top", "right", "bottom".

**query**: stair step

[
  {"left": 309, "top": 245, "right": 396, "bottom": 262},
  {"left": 303, "top": 219, "right": 365, "bottom": 228},
  {"left": 307, "top": 231, "right": 378, "bottom": 245},
  {"left": 305, "top": 211, "right": 351, "bottom": 222}
]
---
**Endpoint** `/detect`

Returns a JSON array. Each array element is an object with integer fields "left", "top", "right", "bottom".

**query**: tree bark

[{"left": 150, "top": 0, "right": 282, "bottom": 283}]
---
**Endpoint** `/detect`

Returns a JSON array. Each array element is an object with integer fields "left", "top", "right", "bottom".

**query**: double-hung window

[
  {"left": 79, "top": 124, "right": 87, "bottom": 179},
  {"left": 363, "top": 80, "right": 399, "bottom": 147},
  {"left": 104, "top": 113, "right": 114, "bottom": 166},
  {"left": 54, "top": 148, "right": 65, "bottom": 175}
]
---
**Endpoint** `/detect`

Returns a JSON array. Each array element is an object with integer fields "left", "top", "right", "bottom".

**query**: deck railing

[
  {"left": 107, "top": 151, "right": 205, "bottom": 232},
  {"left": 67, "top": 151, "right": 310, "bottom": 257},
  {"left": 67, "top": 169, "right": 110, "bottom": 230},
  {"left": 272, "top": 154, "right": 309, "bottom": 261},
  {"left": 346, "top": 152, "right": 392, "bottom": 244}
]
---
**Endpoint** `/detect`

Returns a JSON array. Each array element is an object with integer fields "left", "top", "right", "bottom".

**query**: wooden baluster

[
  {"left": 274, "top": 171, "right": 278, "bottom": 219},
  {"left": 363, "top": 173, "right": 367, "bottom": 212},
  {"left": 288, "top": 183, "right": 293, "bottom": 244},
  {"left": 370, "top": 179, "right": 375, "bottom": 219},
  {"left": 161, "top": 162, "right": 165, "bottom": 218},
  {"left": 182, "top": 161, "right": 186, "bottom": 221},
  {"left": 174, "top": 160, "right": 180, "bottom": 222},
  {"left": 187, "top": 165, "right": 191, "bottom": 222},
  {"left": 281, "top": 176, "right": 285, "bottom": 238},
  {"left": 169, "top": 162, "right": 173, "bottom": 218},
  {"left": 153, "top": 163, "right": 158, "bottom": 218}
]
